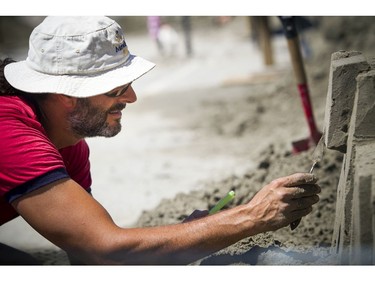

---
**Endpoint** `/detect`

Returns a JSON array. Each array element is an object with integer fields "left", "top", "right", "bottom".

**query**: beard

[{"left": 68, "top": 98, "right": 124, "bottom": 138}]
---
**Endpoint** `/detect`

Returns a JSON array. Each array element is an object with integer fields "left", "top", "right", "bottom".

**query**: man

[{"left": 0, "top": 16, "right": 320, "bottom": 265}]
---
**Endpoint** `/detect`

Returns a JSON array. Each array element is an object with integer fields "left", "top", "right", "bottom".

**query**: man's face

[
  {"left": 68, "top": 98, "right": 125, "bottom": 138},
  {"left": 67, "top": 83, "right": 136, "bottom": 138},
  {"left": 69, "top": 98, "right": 125, "bottom": 137}
]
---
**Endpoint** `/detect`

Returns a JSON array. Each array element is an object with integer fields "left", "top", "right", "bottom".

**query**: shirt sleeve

[{"left": 0, "top": 98, "right": 69, "bottom": 202}]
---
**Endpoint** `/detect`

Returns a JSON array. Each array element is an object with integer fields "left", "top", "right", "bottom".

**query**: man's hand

[{"left": 245, "top": 172, "right": 320, "bottom": 234}]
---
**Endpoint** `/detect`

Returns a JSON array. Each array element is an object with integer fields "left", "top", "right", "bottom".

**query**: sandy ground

[
  {"left": 132, "top": 18, "right": 343, "bottom": 264},
  {"left": 0, "top": 16, "right": 374, "bottom": 265},
  {"left": 130, "top": 16, "right": 372, "bottom": 265}
]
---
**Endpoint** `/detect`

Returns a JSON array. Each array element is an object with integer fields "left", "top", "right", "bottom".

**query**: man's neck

[{"left": 38, "top": 96, "right": 82, "bottom": 150}]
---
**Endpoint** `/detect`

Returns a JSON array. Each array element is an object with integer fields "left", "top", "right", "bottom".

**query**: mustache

[{"left": 108, "top": 103, "right": 126, "bottom": 112}]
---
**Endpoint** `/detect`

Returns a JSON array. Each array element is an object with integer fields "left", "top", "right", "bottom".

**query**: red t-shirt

[{"left": 0, "top": 95, "right": 92, "bottom": 225}]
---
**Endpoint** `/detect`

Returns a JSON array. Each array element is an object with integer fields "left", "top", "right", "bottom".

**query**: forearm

[
  {"left": 13, "top": 179, "right": 252, "bottom": 265},
  {"left": 95, "top": 205, "right": 253, "bottom": 265}
]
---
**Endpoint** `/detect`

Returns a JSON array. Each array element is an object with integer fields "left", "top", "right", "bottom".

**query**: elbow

[{"left": 64, "top": 227, "right": 129, "bottom": 265}]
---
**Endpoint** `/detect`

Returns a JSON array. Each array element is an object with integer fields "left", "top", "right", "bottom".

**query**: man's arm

[{"left": 11, "top": 173, "right": 320, "bottom": 265}]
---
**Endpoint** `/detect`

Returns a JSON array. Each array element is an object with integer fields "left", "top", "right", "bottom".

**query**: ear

[{"left": 55, "top": 94, "right": 78, "bottom": 109}]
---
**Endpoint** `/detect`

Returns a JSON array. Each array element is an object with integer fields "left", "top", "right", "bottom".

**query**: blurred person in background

[{"left": 147, "top": 16, "right": 164, "bottom": 56}]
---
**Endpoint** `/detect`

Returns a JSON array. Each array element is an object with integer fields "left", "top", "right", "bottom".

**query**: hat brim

[{"left": 4, "top": 54, "right": 155, "bottom": 98}]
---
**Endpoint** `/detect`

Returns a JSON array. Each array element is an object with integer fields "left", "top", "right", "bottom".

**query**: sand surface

[{"left": 132, "top": 16, "right": 374, "bottom": 265}]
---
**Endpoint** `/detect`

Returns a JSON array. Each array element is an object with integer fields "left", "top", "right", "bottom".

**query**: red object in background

[{"left": 280, "top": 16, "right": 322, "bottom": 154}]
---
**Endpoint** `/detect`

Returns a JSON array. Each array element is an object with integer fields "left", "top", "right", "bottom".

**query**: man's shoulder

[
  {"left": 0, "top": 95, "right": 36, "bottom": 117},
  {"left": 0, "top": 95, "right": 40, "bottom": 127},
  {"left": 0, "top": 94, "right": 28, "bottom": 104}
]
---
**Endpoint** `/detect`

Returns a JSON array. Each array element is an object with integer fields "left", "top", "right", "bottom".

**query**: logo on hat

[{"left": 115, "top": 30, "right": 129, "bottom": 56}]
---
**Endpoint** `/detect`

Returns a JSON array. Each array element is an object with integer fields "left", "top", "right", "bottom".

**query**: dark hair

[
  {"left": 1, "top": 58, "right": 47, "bottom": 118},
  {"left": 0, "top": 58, "right": 21, "bottom": 96}
]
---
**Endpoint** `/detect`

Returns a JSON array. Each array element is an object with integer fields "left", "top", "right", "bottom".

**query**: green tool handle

[{"left": 209, "top": 190, "right": 235, "bottom": 215}]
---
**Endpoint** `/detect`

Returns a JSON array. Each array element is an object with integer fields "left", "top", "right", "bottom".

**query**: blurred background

[
  {"left": 0, "top": 16, "right": 317, "bottom": 59},
  {"left": 2, "top": 16, "right": 374, "bottom": 64}
]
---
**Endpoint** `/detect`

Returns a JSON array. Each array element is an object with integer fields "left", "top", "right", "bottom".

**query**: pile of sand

[
  {"left": 134, "top": 16, "right": 374, "bottom": 265},
  {"left": 135, "top": 144, "right": 343, "bottom": 265}
]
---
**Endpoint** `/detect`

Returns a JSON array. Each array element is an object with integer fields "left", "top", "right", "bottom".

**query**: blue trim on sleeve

[{"left": 5, "top": 168, "right": 70, "bottom": 203}]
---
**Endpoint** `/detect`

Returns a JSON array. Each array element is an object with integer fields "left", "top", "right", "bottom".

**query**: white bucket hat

[{"left": 4, "top": 16, "right": 155, "bottom": 98}]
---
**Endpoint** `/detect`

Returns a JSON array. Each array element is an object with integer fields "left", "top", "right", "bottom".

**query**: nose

[{"left": 119, "top": 85, "right": 137, "bottom": 103}]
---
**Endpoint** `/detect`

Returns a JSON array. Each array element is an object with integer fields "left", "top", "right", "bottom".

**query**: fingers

[
  {"left": 274, "top": 173, "right": 320, "bottom": 201},
  {"left": 287, "top": 184, "right": 321, "bottom": 199},
  {"left": 288, "top": 192, "right": 319, "bottom": 230},
  {"left": 281, "top": 172, "right": 318, "bottom": 187},
  {"left": 279, "top": 173, "right": 320, "bottom": 229},
  {"left": 291, "top": 195, "right": 320, "bottom": 210}
]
